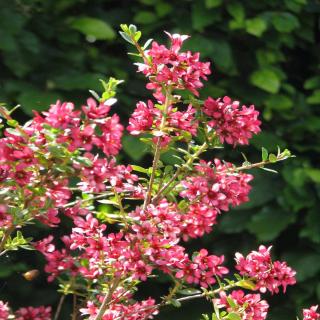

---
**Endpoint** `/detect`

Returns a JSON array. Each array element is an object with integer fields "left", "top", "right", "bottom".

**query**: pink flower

[
  {"left": 42, "top": 101, "right": 80, "bottom": 129},
  {"left": 175, "top": 249, "right": 228, "bottom": 288},
  {"left": 94, "top": 114, "right": 123, "bottom": 156},
  {"left": 137, "top": 32, "right": 211, "bottom": 99},
  {"left": 80, "top": 298, "right": 157, "bottom": 320},
  {"left": 0, "top": 205, "right": 13, "bottom": 229},
  {"left": 203, "top": 96, "right": 261, "bottom": 146},
  {"left": 0, "top": 300, "right": 10, "bottom": 319},
  {"left": 69, "top": 125, "right": 95, "bottom": 152},
  {"left": 36, "top": 208, "right": 60, "bottom": 227},
  {"left": 127, "top": 100, "right": 155, "bottom": 135},
  {"left": 181, "top": 204, "right": 218, "bottom": 240},
  {"left": 215, "top": 290, "right": 269, "bottom": 320},
  {"left": 82, "top": 97, "right": 115, "bottom": 119},
  {"left": 303, "top": 306, "right": 320, "bottom": 320},
  {"left": 235, "top": 245, "right": 296, "bottom": 294},
  {"left": 180, "top": 159, "right": 253, "bottom": 212},
  {"left": 15, "top": 306, "right": 51, "bottom": 320},
  {"left": 168, "top": 105, "right": 198, "bottom": 136}
]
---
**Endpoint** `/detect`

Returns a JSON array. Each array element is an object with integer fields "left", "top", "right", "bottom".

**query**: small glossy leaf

[
  {"left": 268, "top": 153, "right": 277, "bottom": 163},
  {"left": 227, "top": 313, "right": 242, "bottom": 320},
  {"left": 261, "top": 147, "right": 268, "bottom": 161},
  {"left": 119, "top": 31, "right": 134, "bottom": 44}
]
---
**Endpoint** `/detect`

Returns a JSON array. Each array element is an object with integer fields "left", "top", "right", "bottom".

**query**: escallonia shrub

[{"left": 0, "top": 24, "right": 318, "bottom": 320}]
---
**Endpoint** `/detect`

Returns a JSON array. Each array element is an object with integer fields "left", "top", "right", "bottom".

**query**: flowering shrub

[{"left": 0, "top": 24, "right": 316, "bottom": 320}]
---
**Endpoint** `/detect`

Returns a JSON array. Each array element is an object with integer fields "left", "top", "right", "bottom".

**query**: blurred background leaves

[{"left": 0, "top": 0, "right": 319, "bottom": 319}]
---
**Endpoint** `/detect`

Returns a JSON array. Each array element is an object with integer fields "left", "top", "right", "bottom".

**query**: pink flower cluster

[
  {"left": 0, "top": 301, "right": 9, "bottom": 319},
  {"left": 80, "top": 295, "right": 158, "bottom": 320},
  {"left": 137, "top": 32, "right": 211, "bottom": 100},
  {"left": 180, "top": 159, "right": 253, "bottom": 212},
  {"left": 175, "top": 249, "right": 228, "bottom": 288},
  {"left": 303, "top": 306, "right": 320, "bottom": 320},
  {"left": 0, "top": 301, "right": 51, "bottom": 320},
  {"left": 0, "top": 28, "right": 303, "bottom": 320},
  {"left": 215, "top": 290, "right": 269, "bottom": 320},
  {"left": 77, "top": 157, "right": 141, "bottom": 195},
  {"left": 15, "top": 306, "right": 52, "bottom": 320},
  {"left": 37, "top": 98, "right": 123, "bottom": 156},
  {"left": 203, "top": 96, "right": 261, "bottom": 146},
  {"left": 235, "top": 245, "right": 296, "bottom": 294},
  {"left": 127, "top": 100, "right": 198, "bottom": 145},
  {"left": 0, "top": 205, "right": 12, "bottom": 229},
  {"left": 0, "top": 96, "right": 146, "bottom": 228},
  {"left": 35, "top": 196, "right": 230, "bottom": 293},
  {"left": 180, "top": 203, "right": 218, "bottom": 240},
  {"left": 34, "top": 234, "right": 78, "bottom": 282}
]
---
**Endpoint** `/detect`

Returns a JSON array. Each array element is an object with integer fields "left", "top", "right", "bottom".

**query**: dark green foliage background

[{"left": 0, "top": 0, "right": 320, "bottom": 319}]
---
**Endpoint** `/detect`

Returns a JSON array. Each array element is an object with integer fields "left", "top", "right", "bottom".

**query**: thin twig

[
  {"left": 93, "top": 277, "right": 121, "bottom": 320},
  {"left": 53, "top": 294, "right": 66, "bottom": 320},
  {"left": 63, "top": 193, "right": 114, "bottom": 208},
  {"left": 142, "top": 88, "right": 171, "bottom": 211},
  {"left": 113, "top": 281, "right": 240, "bottom": 320},
  {"left": 152, "top": 142, "right": 208, "bottom": 204},
  {"left": 72, "top": 294, "right": 77, "bottom": 320},
  {"left": 235, "top": 160, "right": 270, "bottom": 171}
]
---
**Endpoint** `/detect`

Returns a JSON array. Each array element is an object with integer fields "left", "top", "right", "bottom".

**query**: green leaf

[
  {"left": 237, "top": 279, "right": 256, "bottom": 290},
  {"left": 192, "top": 2, "right": 214, "bottom": 31},
  {"left": 219, "top": 211, "right": 252, "bottom": 233},
  {"left": 155, "top": 2, "right": 173, "bottom": 17},
  {"left": 226, "top": 297, "right": 237, "bottom": 309},
  {"left": 97, "top": 199, "right": 119, "bottom": 206},
  {"left": 227, "top": 313, "right": 242, "bottom": 320},
  {"left": 236, "top": 173, "right": 278, "bottom": 209},
  {"left": 227, "top": 3, "right": 245, "bottom": 21},
  {"left": 272, "top": 12, "right": 300, "bottom": 33},
  {"left": 246, "top": 17, "right": 267, "bottom": 37},
  {"left": 300, "top": 209, "right": 320, "bottom": 244},
  {"left": 169, "top": 299, "right": 182, "bottom": 308},
  {"left": 261, "top": 147, "right": 268, "bottom": 161},
  {"left": 250, "top": 69, "right": 280, "bottom": 93},
  {"left": 128, "top": 24, "right": 137, "bottom": 34},
  {"left": 284, "top": 252, "right": 320, "bottom": 281},
  {"left": 131, "top": 165, "right": 148, "bottom": 174},
  {"left": 304, "top": 76, "right": 320, "bottom": 90},
  {"left": 265, "top": 94, "right": 293, "bottom": 111},
  {"left": 268, "top": 153, "right": 277, "bottom": 163},
  {"left": 307, "top": 90, "right": 320, "bottom": 104},
  {"left": 122, "top": 135, "right": 148, "bottom": 161},
  {"left": 134, "top": 31, "right": 142, "bottom": 42},
  {"left": 53, "top": 72, "right": 104, "bottom": 91},
  {"left": 134, "top": 11, "right": 157, "bottom": 24},
  {"left": 305, "top": 168, "right": 320, "bottom": 183},
  {"left": 18, "top": 89, "right": 61, "bottom": 116},
  {"left": 247, "top": 207, "right": 296, "bottom": 241},
  {"left": 70, "top": 17, "right": 115, "bottom": 40},
  {"left": 205, "top": 0, "right": 222, "bottom": 8},
  {"left": 211, "top": 39, "right": 235, "bottom": 73},
  {"left": 119, "top": 31, "right": 134, "bottom": 44},
  {"left": 251, "top": 132, "right": 287, "bottom": 150}
]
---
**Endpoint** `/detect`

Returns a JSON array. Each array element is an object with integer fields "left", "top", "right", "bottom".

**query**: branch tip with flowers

[{"left": 0, "top": 24, "right": 317, "bottom": 320}]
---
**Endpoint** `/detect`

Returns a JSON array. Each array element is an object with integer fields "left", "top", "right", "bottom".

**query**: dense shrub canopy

[{"left": 0, "top": 0, "right": 319, "bottom": 319}]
